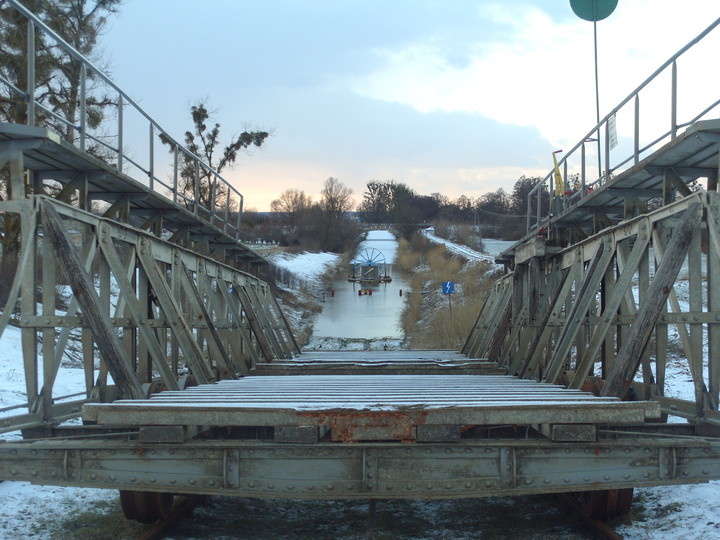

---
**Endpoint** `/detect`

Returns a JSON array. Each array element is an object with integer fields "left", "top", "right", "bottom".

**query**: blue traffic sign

[{"left": 442, "top": 281, "right": 455, "bottom": 295}]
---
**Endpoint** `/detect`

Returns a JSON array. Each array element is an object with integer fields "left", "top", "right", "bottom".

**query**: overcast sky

[{"left": 101, "top": 1, "right": 720, "bottom": 211}]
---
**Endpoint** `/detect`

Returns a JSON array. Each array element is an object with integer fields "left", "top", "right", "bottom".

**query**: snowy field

[{"left": 0, "top": 237, "right": 718, "bottom": 539}]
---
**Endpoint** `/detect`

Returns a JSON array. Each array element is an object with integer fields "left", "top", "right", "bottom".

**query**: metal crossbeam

[{"left": 1, "top": 438, "right": 718, "bottom": 499}]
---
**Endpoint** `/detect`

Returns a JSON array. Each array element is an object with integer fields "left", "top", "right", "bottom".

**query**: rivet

[
  {"left": 130, "top": 476, "right": 136, "bottom": 482},
  {"left": 150, "top": 478, "right": 156, "bottom": 484},
  {"left": 189, "top": 479, "right": 196, "bottom": 485},
  {"left": 170, "top": 479, "right": 176, "bottom": 485},
  {"left": 268, "top": 484, "right": 275, "bottom": 489},
  {"left": 604, "top": 476, "right": 610, "bottom": 481},
  {"left": 90, "top": 473, "right": 97, "bottom": 480},
  {"left": 326, "top": 485, "right": 334, "bottom": 491},
  {"left": 543, "top": 479, "right": 551, "bottom": 485},
  {"left": 287, "top": 485, "right": 295, "bottom": 491},
  {"left": 623, "top": 474, "right": 630, "bottom": 480}
]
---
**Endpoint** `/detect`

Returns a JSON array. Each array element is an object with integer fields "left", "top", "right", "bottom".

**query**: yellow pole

[{"left": 552, "top": 150, "right": 564, "bottom": 196}]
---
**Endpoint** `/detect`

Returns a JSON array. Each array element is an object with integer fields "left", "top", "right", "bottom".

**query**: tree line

[{"left": 242, "top": 175, "right": 551, "bottom": 252}]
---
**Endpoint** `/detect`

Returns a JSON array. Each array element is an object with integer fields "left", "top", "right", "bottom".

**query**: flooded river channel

[{"left": 311, "top": 230, "right": 410, "bottom": 339}]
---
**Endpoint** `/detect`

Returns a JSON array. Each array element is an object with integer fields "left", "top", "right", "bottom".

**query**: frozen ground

[{"left": 0, "top": 238, "right": 718, "bottom": 539}]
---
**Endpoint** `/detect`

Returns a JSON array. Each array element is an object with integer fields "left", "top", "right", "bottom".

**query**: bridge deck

[
  {"left": 83, "top": 351, "right": 661, "bottom": 443},
  {"left": 252, "top": 349, "right": 507, "bottom": 375}
]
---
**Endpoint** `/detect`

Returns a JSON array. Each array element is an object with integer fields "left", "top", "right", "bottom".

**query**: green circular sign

[{"left": 569, "top": 0, "right": 618, "bottom": 21}]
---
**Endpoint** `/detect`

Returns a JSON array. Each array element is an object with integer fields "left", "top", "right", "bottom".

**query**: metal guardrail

[
  {"left": 0, "top": 0, "right": 245, "bottom": 239},
  {"left": 526, "top": 16, "right": 720, "bottom": 232}
]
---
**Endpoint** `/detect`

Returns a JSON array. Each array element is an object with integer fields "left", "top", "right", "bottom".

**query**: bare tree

[
  {"left": 160, "top": 101, "right": 269, "bottom": 212},
  {"left": 270, "top": 188, "right": 312, "bottom": 230},
  {"left": 319, "top": 177, "right": 353, "bottom": 251}
]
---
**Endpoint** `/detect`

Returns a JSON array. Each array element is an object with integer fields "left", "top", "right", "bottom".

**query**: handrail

[
  {"left": 1, "top": 0, "right": 245, "bottom": 239},
  {"left": 526, "top": 16, "right": 720, "bottom": 232}
]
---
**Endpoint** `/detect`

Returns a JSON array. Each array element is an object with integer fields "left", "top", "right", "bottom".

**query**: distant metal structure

[
  {"left": 0, "top": 0, "right": 719, "bottom": 530},
  {"left": 348, "top": 247, "right": 392, "bottom": 283}
]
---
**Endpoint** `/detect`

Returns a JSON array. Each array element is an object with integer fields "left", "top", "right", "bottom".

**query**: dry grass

[{"left": 398, "top": 233, "right": 497, "bottom": 349}]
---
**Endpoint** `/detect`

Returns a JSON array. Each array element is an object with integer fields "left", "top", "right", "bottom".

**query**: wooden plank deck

[
  {"left": 252, "top": 350, "right": 506, "bottom": 375},
  {"left": 83, "top": 351, "right": 661, "bottom": 442}
]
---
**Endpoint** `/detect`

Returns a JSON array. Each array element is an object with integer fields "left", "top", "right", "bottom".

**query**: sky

[{"left": 100, "top": 1, "right": 720, "bottom": 211}]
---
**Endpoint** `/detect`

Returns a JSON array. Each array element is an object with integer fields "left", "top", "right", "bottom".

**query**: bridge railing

[
  {"left": 526, "top": 16, "right": 720, "bottom": 232},
  {"left": 0, "top": 0, "right": 244, "bottom": 239}
]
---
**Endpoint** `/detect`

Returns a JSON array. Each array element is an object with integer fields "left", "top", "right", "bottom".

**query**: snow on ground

[
  {"left": 266, "top": 250, "right": 341, "bottom": 291},
  {"left": 0, "top": 239, "right": 719, "bottom": 538},
  {"left": 421, "top": 227, "right": 513, "bottom": 264}
]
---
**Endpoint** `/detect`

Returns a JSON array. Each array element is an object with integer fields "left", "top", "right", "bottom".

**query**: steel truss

[
  {"left": 465, "top": 191, "right": 720, "bottom": 430},
  {"left": 0, "top": 194, "right": 297, "bottom": 435}
]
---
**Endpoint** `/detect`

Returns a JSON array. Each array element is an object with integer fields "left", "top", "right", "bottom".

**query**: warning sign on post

[{"left": 442, "top": 281, "right": 455, "bottom": 295}]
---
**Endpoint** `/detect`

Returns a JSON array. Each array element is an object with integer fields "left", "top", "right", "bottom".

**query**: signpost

[
  {"left": 442, "top": 281, "right": 455, "bottom": 295},
  {"left": 442, "top": 281, "right": 455, "bottom": 312},
  {"left": 569, "top": 0, "right": 619, "bottom": 181}
]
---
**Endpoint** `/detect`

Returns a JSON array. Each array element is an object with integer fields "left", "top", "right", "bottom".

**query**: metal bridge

[{"left": 1, "top": 0, "right": 720, "bottom": 528}]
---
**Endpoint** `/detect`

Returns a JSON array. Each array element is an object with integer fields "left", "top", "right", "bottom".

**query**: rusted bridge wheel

[
  {"left": 579, "top": 488, "right": 634, "bottom": 520},
  {"left": 119, "top": 490, "right": 174, "bottom": 523}
]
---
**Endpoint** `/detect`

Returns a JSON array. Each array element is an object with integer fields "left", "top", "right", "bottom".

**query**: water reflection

[{"left": 312, "top": 231, "right": 410, "bottom": 339}]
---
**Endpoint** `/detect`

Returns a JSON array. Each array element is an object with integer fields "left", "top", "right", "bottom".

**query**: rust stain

[
  {"left": 299, "top": 410, "right": 429, "bottom": 443},
  {"left": 137, "top": 447, "right": 146, "bottom": 457}
]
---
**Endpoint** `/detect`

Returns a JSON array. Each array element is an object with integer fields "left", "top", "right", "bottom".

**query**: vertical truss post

[
  {"left": 41, "top": 203, "right": 144, "bottom": 399},
  {"left": 602, "top": 203, "right": 701, "bottom": 398}
]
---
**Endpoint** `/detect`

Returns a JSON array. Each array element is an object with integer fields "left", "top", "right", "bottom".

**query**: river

[{"left": 311, "top": 230, "right": 410, "bottom": 339}]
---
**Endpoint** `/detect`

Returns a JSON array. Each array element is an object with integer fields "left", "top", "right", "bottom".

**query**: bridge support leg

[
  {"left": 573, "top": 488, "right": 634, "bottom": 520},
  {"left": 119, "top": 490, "right": 175, "bottom": 524}
]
